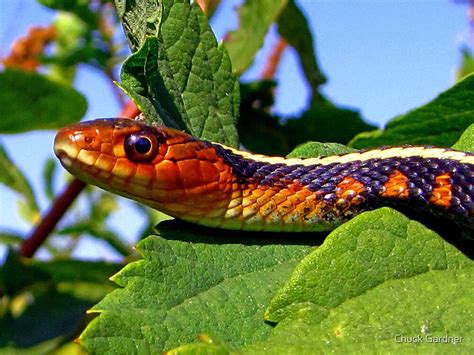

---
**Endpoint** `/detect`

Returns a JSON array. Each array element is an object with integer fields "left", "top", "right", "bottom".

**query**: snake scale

[{"left": 54, "top": 118, "right": 474, "bottom": 233}]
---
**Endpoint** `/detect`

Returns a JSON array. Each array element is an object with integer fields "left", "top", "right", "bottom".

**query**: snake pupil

[{"left": 135, "top": 137, "right": 151, "bottom": 154}]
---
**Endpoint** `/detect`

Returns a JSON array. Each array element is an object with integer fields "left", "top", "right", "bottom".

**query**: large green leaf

[
  {"left": 265, "top": 208, "right": 472, "bottom": 323},
  {"left": 244, "top": 208, "right": 473, "bottom": 352},
  {"left": 163, "top": 208, "right": 474, "bottom": 353},
  {"left": 117, "top": 0, "right": 239, "bottom": 147},
  {"left": 452, "top": 123, "right": 474, "bottom": 153},
  {"left": 225, "top": 0, "right": 287, "bottom": 74},
  {"left": 350, "top": 74, "right": 474, "bottom": 149},
  {"left": 0, "top": 69, "right": 87, "bottom": 133},
  {"left": 79, "top": 221, "right": 316, "bottom": 353}
]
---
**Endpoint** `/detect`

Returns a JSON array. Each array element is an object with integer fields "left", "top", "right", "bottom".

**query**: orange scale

[
  {"left": 78, "top": 149, "right": 100, "bottom": 166},
  {"left": 215, "top": 160, "right": 228, "bottom": 173},
  {"left": 199, "top": 160, "right": 219, "bottom": 183},
  {"left": 269, "top": 191, "right": 290, "bottom": 206},
  {"left": 98, "top": 126, "right": 113, "bottom": 143},
  {"left": 243, "top": 205, "right": 258, "bottom": 218},
  {"left": 154, "top": 160, "right": 182, "bottom": 189},
  {"left": 112, "top": 158, "right": 137, "bottom": 180},
  {"left": 113, "top": 142, "right": 126, "bottom": 158},
  {"left": 231, "top": 190, "right": 242, "bottom": 199},
  {"left": 100, "top": 142, "right": 114, "bottom": 155},
  {"left": 95, "top": 154, "right": 116, "bottom": 172},
  {"left": 184, "top": 185, "right": 209, "bottom": 197},
  {"left": 166, "top": 143, "right": 198, "bottom": 161},
  {"left": 336, "top": 176, "right": 366, "bottom": 199},
  {"left": 259, "top": 200, "right": 277, "bottom": 218},
  {"left": 196, "top": 147, "right": 220, "bottom": 162},
  {"left": 177, "top": 159, "right": 203, "bottom": 187},
  {"left": 287, "top": 192, "right": 307, "bottom": 205},
  {"left": 429, "top": 174, "right": 452, "bottom": 208},
  {"left": 218, "top": 171, "right": 231, "bottom": 184},
  {"left": 275, "top": 200, "right": 296, "bottom": 217},
  {"left": 256, "top": 193, "right": 271, "bottom": 206},
  {"left": 133, "top": 164, "right": 156, "bottom": 186},
  {"left": 250, "top": 189, "right": 265, "bottom": 199},
  {"left": 264, "top": 189, "right": 278, "bottom": 197},
  {"left": 381, "top": 171, "right": 409, "bottom": 199}
]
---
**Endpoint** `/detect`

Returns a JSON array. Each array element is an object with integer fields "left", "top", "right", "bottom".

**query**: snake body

[{"left": 54, "top": 118, "right": 474, "bottom": 232}]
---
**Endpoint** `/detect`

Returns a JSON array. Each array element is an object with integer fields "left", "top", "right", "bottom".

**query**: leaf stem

[
  {"left": 261, "top": 37, "right": 288, "bottom": 80},
  {"left": 20, "top": 100, "right": 139, "bottom": 258}
]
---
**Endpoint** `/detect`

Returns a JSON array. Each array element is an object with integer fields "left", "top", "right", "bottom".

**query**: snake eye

[{"left": 124, "top": 132, "right": 159, "bottom": 162}]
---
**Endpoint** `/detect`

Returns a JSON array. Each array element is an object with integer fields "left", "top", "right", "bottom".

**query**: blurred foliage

[{"left": 0, "top": 0, "right": 473, "bottom": 353}]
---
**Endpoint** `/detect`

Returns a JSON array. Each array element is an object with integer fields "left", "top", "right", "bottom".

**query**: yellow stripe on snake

[{"left": 54, "top": 118, "right": 474, "bottom": 232}]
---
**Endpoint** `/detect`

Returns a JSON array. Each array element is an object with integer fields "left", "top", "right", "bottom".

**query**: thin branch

[
  {"left": 20, "top": 100, "right": 140, "bottom": 258},
  {"left": 260, "top": 37, "right": 288, "bottom": 80}
]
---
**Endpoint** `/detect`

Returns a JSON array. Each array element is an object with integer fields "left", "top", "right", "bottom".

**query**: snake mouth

[{"left": 54, "top": 130, "right": 79, "bottom": 169}]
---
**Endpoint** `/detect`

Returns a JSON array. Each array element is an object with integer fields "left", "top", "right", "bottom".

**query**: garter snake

[{"left": 54, "top": 118, "right": 474, "bottom": 232}]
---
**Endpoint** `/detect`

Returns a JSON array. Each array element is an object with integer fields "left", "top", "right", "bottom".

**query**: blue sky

[{"left": 0, "top": 0, "right": 471, "bottom": 260}]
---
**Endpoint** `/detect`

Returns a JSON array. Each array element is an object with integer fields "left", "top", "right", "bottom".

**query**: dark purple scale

[{"left": 212, "top": 144, "right": 474, "bottom": 231}]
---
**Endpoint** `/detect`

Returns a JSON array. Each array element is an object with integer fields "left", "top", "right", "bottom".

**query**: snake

[{"left": 54, "top": 118, "right": 474, "bottom": 233}]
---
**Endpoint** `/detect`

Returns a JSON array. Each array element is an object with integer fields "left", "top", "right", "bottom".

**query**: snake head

[{"left": 54, "top": 118, "right": 232, "bottom": 221}]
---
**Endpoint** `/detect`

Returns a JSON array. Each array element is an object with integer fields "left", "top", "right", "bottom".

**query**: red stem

[
  {"left": 261, "top": 37, "right": 288, "bottom": 80},
  {"left": 20, "top": 100, "right": 140, "bottom": 258}
]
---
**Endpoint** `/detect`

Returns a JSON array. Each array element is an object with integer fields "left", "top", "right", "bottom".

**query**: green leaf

[
  {"left": 239, "top": 80, "right": 374, "bottom": 156},
  {"left": 0, "top": 250, "right": 120, "bottom": 352},
  {"left": 114, "top": 0, "right": 162, "bottom": 51},
  {"left": 47, "top": 12, "right": 88, "bottom": 84},
  {"left": 0, "top": 291, "right": 92, "bottom": 351},
  {"left": 58, "top": 222, "right": 131, "bottom": 257},
  {"left": 0, "top": 69, "right": 87, "bottom": 133},
  {"left": 286, "top": 142, "right": 356, "bottom": 159},
  {"left": 239, "top": 208, "right": 473, "bottom": 352},
  {"left": 0, "top": 232, "right": 23, "bottom": 247},
  {"left": 277, "top": 0, "right": 326, "bottom": 100},
  {"left": 79, "top": 220, "right": 316, "bottom": 353},
  {"left": 350, "top": 74, "right": 474, "bottom": 149},
  {"left": 117, "top": 0, "right": 239, "bottom": 147},
  {"left": 42, "top": 158, "right": 57, "bottom": 201},
  {"left": 0, "top": 250, "right": 121, "bottom": 296},
  {"left": 285, "top": 105, "right": 376, "bottom": 145},
  {"left": 451, "top": 123, "right": 474, "bottom": 153},
  {"left": 0, "top": 143, "right": 39, "bottom": 213},
  {"left": 167, "top": 334, "right": 232, "bottom": 355},
  {"left": 238, "top": 81, "right": 292, "bottom": 155},
  {"left": 38, "top": 0, "right": 97, "bottom": 25},
  {"left": 225, "top": 0, "right": 287, "bottom": 74},
  {"left": 265, "top": 207, "right": 472, "bottom": 322}
]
